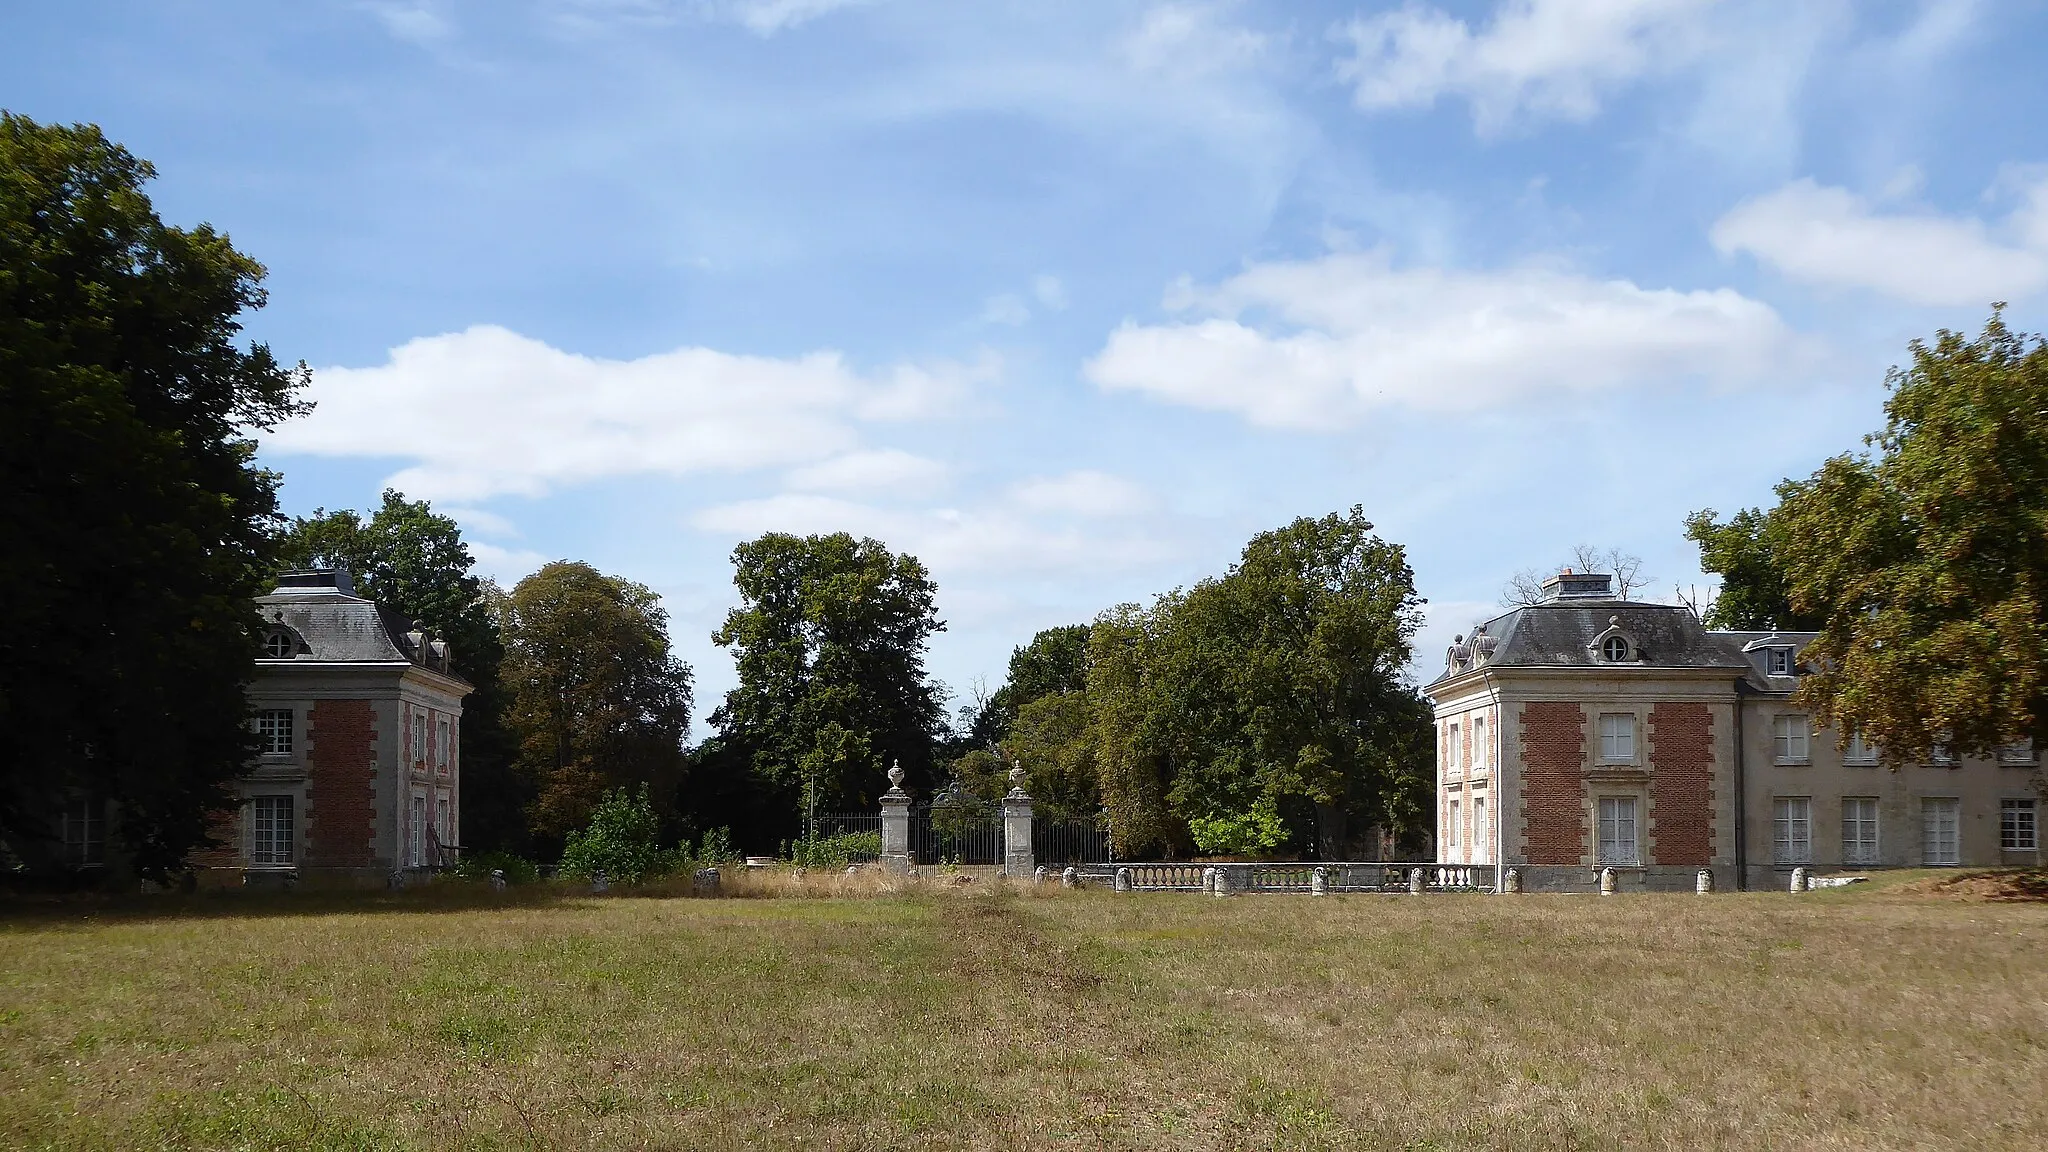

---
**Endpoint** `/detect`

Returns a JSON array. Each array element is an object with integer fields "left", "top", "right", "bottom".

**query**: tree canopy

[
  {"left": 500, "top": 561, "right": 692, "bottom": 847},
  {"left": 1088, "top": 508, "right": 1433, "bottom": 857},
  {"left": 0, "top": 113, "right": 308, "bottom": 878},
  {"left": 1775, "top": 311, "right": 2048, "bottom": 763},
  {"left": 1501, "top": 545, "right": 1654, "bottom": 606},
  {"left": 710, "top": 532, "right": 945, "bottom": 827},
  {"left": 1682, "top": 506, "right": 1823, "bottom": 631}
]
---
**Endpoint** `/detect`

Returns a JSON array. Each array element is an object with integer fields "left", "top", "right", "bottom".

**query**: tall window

[
  {"left": 1922, "top": 797, "right": 1960, "bottom": 865},
  {"left": 436, "top": 792, "right": 452, "bottom": 851},
  {"left": 2002, "top": 799, "right": 2038, "bottom": 851},
  {"left": 1929, "top": 743, "right": 1956, "bottom": 766},
  {"left": 1766, "top": 647, "right": 1793, "bottom": 676},
  {"left": 1472, "top": 796, "right": 1488, "bottom": 864},
  {"left": 1596, "top": 797, "right": 1638, "bottom": 865},
  {"left": 436, "top": 718, "right": 452, "bottom": 772},
  {"left": 1472, "top": 716, "right": 1487, "bottom": 770},
  {"left": 1772, "top": 797, "right": 1812, "bottom": 865},
  {"left": 1598, "top": 714, "right": 1635, "bottom": 763},
  {"left": 412, "top": 712, "right": 427, "bottom": 765},
  {"left": 249, "top": 796, "right": 294, "bottom": 866},
  {"left": 257, "top": 709, "right": 293, "bottom": 755},
  {"left": 1771, "top": 714, "right": 1811, "bottom": 764},
  {"left": 62, "top": 797, "right": 105, "bottom": 867},
  {"left": 1447, "top": 800, "right": 1461, "bottom": 854},
  {"left": 1842, "top": 797, "right": 1880, "bottom": 866},
  {"left": 1999, "top": 740, "right": 2037, "bottom": 765},
  {"left": 1844, "top": 730, "right": 1878, "bottom": 766},
  {"left": 1445, "top": 723, "right": 1460, "bottom": 773},
  {"left": 409, "top": 794, "right": 427, "bottom": 867}
]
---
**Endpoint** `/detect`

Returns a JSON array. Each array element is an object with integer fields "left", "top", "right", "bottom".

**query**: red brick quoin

[
  {"left": 1648, "top": 702, "right": 1715, "bottom": 865},
  {"left": 307, "top": 699, "right": 376, "bottom": 868},
  {"left": 1520, "top": 702, "right": 1586, "bottom": 864}
]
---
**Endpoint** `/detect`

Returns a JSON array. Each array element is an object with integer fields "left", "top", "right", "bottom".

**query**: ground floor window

[
  {"left": 1596, "top": 797, "right": 1638, "bottom": 866},
  {"left": 62, "top": 797, "right": 105, "bottom": 867},
  {"left": 1447, "top": 800, "right": 1460, "bottom": 857},
  {"left": 1842, "top": 797, "right": 1880, "bottom": 866},
  {"left": 1472, "top": 796, "right": 1488, "bottom": 865},
  {"left": 1921, "top": 797, "right": 1960, "bottom": 865},
  {"left": 409, "top": 794, "right": 427, "bottom": 867},
  {"left": 2002, "top": 799, "right": 2038, "bottom": 851},
  {"left": 1773, "top": 797, "right": 1812, "bottom": 866},
  {"left": 249, "top": 795, "right": 294, "bottom": 867}
]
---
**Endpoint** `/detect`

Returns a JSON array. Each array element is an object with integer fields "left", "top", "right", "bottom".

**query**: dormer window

[
  {"left": 1601, "top": 636, "right": 1630, "bottom": 662},
  {"left": 1589, "top": 616, "right": 1639, "bottom": 664},
  {"left": 261, "top": 629, "right": 295, "bottom": 658},
  {"left": 1766, "top": 647, "right": 1793, "bottom": 676}
]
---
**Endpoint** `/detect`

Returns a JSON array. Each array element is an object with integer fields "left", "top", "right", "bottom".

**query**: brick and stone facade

[
  {"left": 217, "top": 569, "right": 471, "bottom": 886},
  {"left": 1428, "top": 571, "right": 2040, "bottom": 891}
]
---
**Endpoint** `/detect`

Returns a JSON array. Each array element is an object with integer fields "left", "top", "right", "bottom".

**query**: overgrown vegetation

[{"left": 0, "top": 881, "right": 2042, "bottom": 1149}]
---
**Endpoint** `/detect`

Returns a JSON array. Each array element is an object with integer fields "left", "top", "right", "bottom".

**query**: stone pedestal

[
  {"left": 1598, "top": 867, "right": 1617, "bottom": 896},
  {"left": 880, "top": 762, "right": 912, "bottom": 875},
  {"left": 1790, "top": 867, "right": 1809, "bottom": 893},
  {"left": 1002, "top": 769, "right": 1034, "bottom": 879},
  {"left": 1503, "top": 867, "right": 1523, "bottom": 894},
  {"left": 1311, "top": 867, "right": 1329, "bottom": 897},
  {"left": 1408, "top": 868, "right": 1425, "bottom": 896},
  {"left": 1696, "top": 869, "right": 1714, "bottom": 895}
]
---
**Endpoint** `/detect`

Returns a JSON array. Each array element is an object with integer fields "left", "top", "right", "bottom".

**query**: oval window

[{"left": 1602, "top": 636, "right": 1630, "bottom": 662}]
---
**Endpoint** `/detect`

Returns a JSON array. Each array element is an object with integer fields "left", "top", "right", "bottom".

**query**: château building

[
  {"left": 1428, "top": 572, "right": 2040, "bottom": 891},
  {"left": 192, "top": 569, "right": 472, "bottom": 885}
]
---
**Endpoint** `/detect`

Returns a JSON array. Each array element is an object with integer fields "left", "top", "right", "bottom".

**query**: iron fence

[
  {"left": 912, "top": 805, "right": 1003, "bottom": 866},
  {"left": 1033, "top": 818, "right": 1111, "bottom": 866}
]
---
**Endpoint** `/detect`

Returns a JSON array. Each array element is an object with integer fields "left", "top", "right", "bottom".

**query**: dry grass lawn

[{"left": 2, "top": 871, "right": 2044, "bottom": 1150}]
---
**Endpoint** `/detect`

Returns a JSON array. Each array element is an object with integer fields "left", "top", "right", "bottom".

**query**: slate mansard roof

[
  {"left": 1429, "top": 573, "right": 1815, "bottom": 693},
  {"left": 256, "top": 570, "right": 467, "bottom": 685}
]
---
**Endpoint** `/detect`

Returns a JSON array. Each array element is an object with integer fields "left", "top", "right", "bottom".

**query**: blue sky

[{"left": 8, "top": 0, "right": 2046, "bottom": 729}]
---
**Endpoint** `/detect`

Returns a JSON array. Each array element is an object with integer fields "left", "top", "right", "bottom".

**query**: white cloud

[
  {"left": 689, "top": 488, "right": 1181, "bottom": 577},
  {"left": 1711, "top": 177, "right": 2048, "bottom": 306},
  {"left": 360, "top": 0, "right": 455, "bottom": 44},
  {"left": 268, "top": 325, "right": 979, "bottom": 502},
  {"left": 980, "top": 294, "right": 1031, "bottom": 326},
  {"left": 785, "top": 449, "right": 949, "bottom": 495},
  {"left": 1124, "top": 2, "right": 1271, "bottom": 78},
  {"left": 1084, "top": 250, "right": 1801, "bottom": 429},
  {"left": 468, "top": 541, "right": 551, "bottom": 582},
  {"left": 442, "top": 506, "right": 522, "bottom": 539},
  {"left": 1032, "top": 274, "right": 1069, "bottom": 311},
  {"left": 706, "top": 0, "right": 868, "bottom": 35},
  {"left": 1333, "top": 0, "right": 1713, "bottom": 132},
  {"left": 1009, "top": 471, "right": 1155, "bottom": 518}
]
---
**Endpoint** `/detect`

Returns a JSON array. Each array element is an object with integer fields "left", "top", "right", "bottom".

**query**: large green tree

[
  {"left": 1088, "top": 509, "right": 1433, "bottom": 858},
  {"left": 276, "top": 490, "right": 521, "bottom": 851},
  {"left": 1775, "top": 312, "right": 2047, "bottom": 763},
  {"left": 711, "top": 533, "right": 945, "bottom": 829},
  {"left": 1682, "top": 507, "right": 1824, "bottom": 631},
  {"left": 500, "top": 562, "right": 692, "bottom": 849},
  {"left": 963, "top": 624, "right": 1090, "bottom": 748},
  {"left": 0, "top": 114, "right": 308, "bottom": 879}
]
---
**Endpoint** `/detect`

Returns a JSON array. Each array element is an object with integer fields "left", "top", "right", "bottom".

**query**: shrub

[
  {"left": 784, "top": 831, "right": 883, "bottom": 871},
  {"left": 697, "top": 826, "right": 740, "bottom": 866},
  {"left": 1188, "top": 797, "right": 1289, "bottom": 856},
  {"left": 454, "top": 851, "right": 540, "bottom": 885},
  {"left": 558, "top": 785, "right": 672, "bottom": 884}
]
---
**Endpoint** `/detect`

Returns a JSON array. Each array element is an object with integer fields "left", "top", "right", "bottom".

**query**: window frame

[
  {"left": 1597, "top": 713, "right": 1637, "bottom": 765},
  {"left": 412, "top": 711, "right": 427, "bottom": 766},
  {"left": 1771, "top": 713, "right": 1811, "bottom": 765},
  {"left": 1921, "top": 797, "right": 1961, "bottom": 865},
  {"left": 1596, "top": 796, "right": 1640, "bottom": 866},
  {"left": 1998, "top": 740, "right": 2037, "bottom": 766},
  {"left": 1772, "top": 796, "right": 1813, "bottom": 866},
  {"left": 1843, "top": 730, "right": 1879, "bottom": 766},
  {"left": 261, "top": 629, "right": 295, "bottom": 658},
  {"left": 1445, "top": 722, "right": 1461, "bottom": 774},
  {"left": 1766, "top": 646, "right": 1792, "bottom": 676},
  {"left": 248, "top": 795, "right": 295, "bottom": 868},
  {"left": 1842, "top": 797, "right": 1880, "bottom": 866},
  {"left": 62, "top": 797, "right": 105, "bottom": 868},
  {"left": 2001, "top": 799, "right": 2038, "bottom": 851},
  {"left": 436, "top": 717, "right": 452, "bottom": 773},
  {"left": 1471, "top": 715, "right": 1487, "bottom": 770},
  {"left": 1446, "top": 799, "right": 1460, "bottom": 853},
  {"left": 256, "top": 708, "right": 294, "bottom": 756}
]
